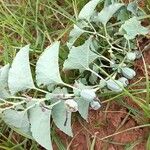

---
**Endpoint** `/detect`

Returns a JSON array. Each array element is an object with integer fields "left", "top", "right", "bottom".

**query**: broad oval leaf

[
  {"left": 78, "top": 0, "right": 101, "bottom": 21},
  {"left": 63, "top": 37, "right": 99, "bottom": 72},
  {"left": 98, "top": 3, "right": 124, "bottom": 25},
  {"left": 2, "top": 109, "right": 32, "bottom": 138},
  {"left": 29, "top": 104, "right": 52, "bottom": 150},
  {"left": 51, "top": 88, "right": 73, "bottom": 137},
  {"left": 36, "top": 41, "right": 63, "bottom": 87},
  {"left": 8, "top": 45, "right": 35, "bottom": 95}
]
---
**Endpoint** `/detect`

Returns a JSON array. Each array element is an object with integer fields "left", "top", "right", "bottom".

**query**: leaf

[
  {"left": 29, "top": 104, "right": 52, "bottom": 150},
  {"left": 0, "top": 64, "right": 10, "bottom": 88},
  {"left": 63, "top": 37, "right": 99, "bottom": 72},
  {"left": 127, "top": 1, "right": 138, "bottom": 16},
  {"left": 0, "top": 64, "right": 10, "bottom": 98},
  {"left": 2, "top": 109, "right": 31, "bottom": 137},
  {"left": 76, "top": 97, "right": 89, "bottom": 121},
  {"left": 98, "top": 3, "right": 124, "bottom": 25},
  {"left": 78, "top": 0, "right": 101, "bottom": 21},
  {"left": 74, "top": 81, "right": 90, "bottom": 121},
  {"left": 36, "top": 41, "right": 63, "bottom": 87},
  {"left": 51, "top": 88, "right": 73, "bottom": 137},
  {"left": 8, "top": 45, "right": 34, "bottom": 95},
  {"left": 119, "top": 17, "right": 149, "bottom": 40}
]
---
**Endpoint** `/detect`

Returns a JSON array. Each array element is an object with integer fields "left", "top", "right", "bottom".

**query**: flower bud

[
  {"left": 118, "top": 77, "right": 129, "bottom": 87},
  {"left": 90, "top": 101, "right": 101, "bottom": 110},
  {"left": 80, "top": 89, "right": 96, "bottom": 102},
  {"left": 64, "top": 99, "right": 78, "bottom": 112},
  {"left": 106, "top": 79, "right": 123, "bottom": 92},
  {"left": 121, "top": 67, "right": 136, "bottom": 79},
  {"left": 126, "top": 51, "right": 136, "bottom": 61}
]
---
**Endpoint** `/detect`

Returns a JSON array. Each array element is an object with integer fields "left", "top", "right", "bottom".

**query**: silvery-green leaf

[
  {"left": 121, "top": 67, "right": 136, "bottom": 79},
  {"left": 8, "top": 45, "right": 35, "bottom": 95},
  {"left": 51, "top": 88, "right": 73, "bottom": 137},
  {"left": 127, "top": 1, "right": 138, "bottom": 16},
  {"left": 3, "top": 109, "right": 31, "bottom": 136},
  {"left": 119, "top": 17, "right": 149, "bottom": 40},
  {"left": 75, "top": 97, "right": 89, "bottom": 121},
  {"left": 78, "top": 0, "right": 101, "bottom": 21},
  {"left": 98, "top": 3, "right": 124, "bottom": 25},
  {"left": 0, "top": 64, "right": 10, "bottom": 88},
  {"left": 117, "top": 7, "right": 130, "bottom": 21},
  {"left": 67, "top": 25, "right": 85, "bottom": 49},
  {"left": 106, "top": 79, "right": 123, "bottom": 92},
  {"left": 63, "top": 37, "right": 99, "bottom": 72},
  {"left": 36, "top": 41, "right": 63, "bottom": 87},
  {"left": 29, "top": 104, "right": 52, "bottom": 150},
  {"left": 0, "top": 64, "right": 10, "bottom": 98},
  {"left": 73, "top": 82, "right": 90, "bottom": 121}
]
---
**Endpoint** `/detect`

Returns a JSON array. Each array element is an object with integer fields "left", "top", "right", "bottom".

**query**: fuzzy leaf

[
  {"left": 63, "top": 37, "right": 99, "bottom": 72},
  {"left": 74, "top": 81, "right": 90, "bottom": 121},
  {"left": 119, "top": 17, "right": 149, "bottom": 40},
  {"left": 78, "top": 0, "right": 101, "bottom": 21},
  {"left": 98, "top": 3, "right": 124, "bottom": 25},
  {"left": 8, "top": 45, "right": 34, "bottom": 95},
  {"left": 3, "top": 109, "right": 31, "bottom": 136},
  {"left": 51, "top": 88, "right": 73, "bottom": 137},
  {"left": 67, "top": 21, "right": 89, "bottom": 49},
  {"left": 76, "top": 97, "right": 89, "bottom": 121},
  {"left": 36, "top": 41, "right": 63, "bottom": 87},
  {"left": 29, "top": 104, "right": 52, "bottom": 150},
  {"left": 0, "top": 64, "right": 10, "bottom": 98}
]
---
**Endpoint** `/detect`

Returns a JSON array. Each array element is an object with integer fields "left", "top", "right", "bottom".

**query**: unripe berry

[
  {"left": 90, "top": 101, "right": 101, "bottom": 110},
  {"left": 64, "top": 99, "right": 78, "bottom": 112},
  {"left": 106, "top": 79, "right": 123, "bottom": 92},
  {"left": 126, "top": 51, "right": 136, "bottom": 61},
  {"left": 118, "top": 77, "right": 129, "bottom": 87},
  {"left": 80, "top": 89, "right": 96, "bottom": 102},
  {"left": 121, "top": 67, "right": 136, "bottom": 79}
]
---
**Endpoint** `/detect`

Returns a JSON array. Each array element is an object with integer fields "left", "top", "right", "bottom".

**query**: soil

[{"left": 53, "top": 37, "right": 150, "bottom": 150}]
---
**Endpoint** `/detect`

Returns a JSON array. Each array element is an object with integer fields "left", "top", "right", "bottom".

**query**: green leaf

[
  {"left": 0, "top": 64, "right": 10, "bottom": 88},
  {"left": 67, "top": 21, "right": 89, "bottom": 49},
  {"left": 36, "top": 41, "right": 63, "bottom": 87},
  {"left": 76, "top": 97, "right": 89, "bottom": 121},
  {"left": 8, "top": 45, "right": 35, "bottom": 95},
  {"left": 63, "top": 37, "right": 99, "bottom": 72},
  {"left": 29, "top": 104, "right": 52, "bottom": 150},
  {"left": 119, "top": 17, "right": 149, "bottom": 40},
  {"left": 74, "top": 81, "right": 90, "bottom": 121},
  {"left": 127, "top": 1, "right": 138, "bottom": 16},
  {"left": 0, "top": 64, "right": 10, "bottom": 98},
  {"left": 98, "top": 3, "right": 124, "bottom": 25},
  {"left": 78, "top": 0, "right": 101, "bottom": 21},
  {"left": 2, "top": 109, "right": 31, "bottom": 136},
  {"left": 51, "top": 88, "right": 73, "bottom": 137}
]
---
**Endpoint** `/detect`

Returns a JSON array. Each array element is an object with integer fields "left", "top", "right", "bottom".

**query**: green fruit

[
  {"left": 121, "top": 67, "right": 136, "bottom": 79},
  {"left": 64, "top": 99, "right": 78, "bottom": 112},
  {"left": 118, "top": 77, "right": 129, "bottom": 87},
  {"left": 80, "top": 89, "right": 96, "bottom": 102},
  {"left": 90, "top": 101, "right": 101, "bottom": 110},
  {"left": 106, "top": 79, "right": 123, "bottom": 92}
]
